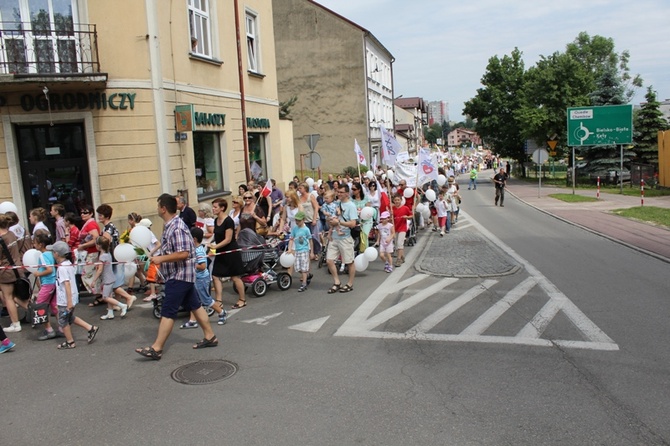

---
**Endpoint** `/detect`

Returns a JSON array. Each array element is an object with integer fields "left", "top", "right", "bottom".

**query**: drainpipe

[
  {"left": 145, "top": 0, "right": 170, "bottom": 193},
  {"left": 234, "top": 0, "right": 251, "bottom": 182}
]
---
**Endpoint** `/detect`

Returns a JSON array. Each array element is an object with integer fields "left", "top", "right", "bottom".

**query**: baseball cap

[
  {"left": 380, "top": 211, "right": 390, "bottom": 219},
  {"left": 46, "top": 241, "right": 70, "bottom": 257},
  {"left": 294, "top": 211, "right": 305, "bottom": 221},
  {"left": 139, "top": 218, "right": 152, "bottom": 227}
]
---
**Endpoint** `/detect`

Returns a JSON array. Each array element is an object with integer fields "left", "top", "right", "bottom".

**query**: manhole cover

[{"left": 171, "top": 360, "right": 238, "bottom": 385}]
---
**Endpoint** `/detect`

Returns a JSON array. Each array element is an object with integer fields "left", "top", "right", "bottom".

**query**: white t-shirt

[
  {"left": 56, "top": 260, "right": 79, "bottom": 307},
  {"left": 33, "top": 221, "right": 50, "bottom": 235}
]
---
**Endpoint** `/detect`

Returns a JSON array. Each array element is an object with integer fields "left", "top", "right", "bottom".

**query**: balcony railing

[{"left": 0, "top": 22, "right": 100, "bottom": 75}]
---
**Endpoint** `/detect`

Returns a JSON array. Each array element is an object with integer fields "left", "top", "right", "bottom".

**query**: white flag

[
  {"left": 418, "top": 148, "right": 438, "bottom": 186},
  {"left": 354, "top": 139, "right": 367, "bottom": 166},
  {"left": 371, "top": 154, "right": 378, "bottom": 172},
  {"left": 379, "top": 125, "right": 401, "bottom": 167}
]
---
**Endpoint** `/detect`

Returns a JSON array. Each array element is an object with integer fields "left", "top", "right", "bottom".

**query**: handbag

[
  {"left": 32, "top": 302, "right": 50, "bottom": 325},
  {"left": 0, "top": 237, "right": 32, "bottom": 301},
  {"left": 340, "top": 204, "right": 361, "bottom": 239},
  {"left": 254, "top": 206, "right": 268, "bottom": 236}
]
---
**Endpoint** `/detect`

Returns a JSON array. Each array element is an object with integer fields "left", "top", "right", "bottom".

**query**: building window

[
  {"left": 188, "top": 0, "right": 211, "bottom": 57},
  {"left": 248, "top": 132, "right": 267, "bottom": 181},
  {"left": 245, "top": 10, "right": 258, "bottom": 73},
  {"left": 193, "top": 132, "right": 224, "bottom": 197},
  {"left": 0, "top": 0, "right": 81, "bottom": 74}
]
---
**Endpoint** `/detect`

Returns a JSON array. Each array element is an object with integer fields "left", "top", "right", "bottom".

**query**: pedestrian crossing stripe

[{"left": 334, "top": 213, "right": 619, "bottom": 351}]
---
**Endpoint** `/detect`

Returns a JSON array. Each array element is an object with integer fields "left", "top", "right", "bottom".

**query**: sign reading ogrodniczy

[{"left": 567, "top": 104, "right": 633, "bottom": 146}]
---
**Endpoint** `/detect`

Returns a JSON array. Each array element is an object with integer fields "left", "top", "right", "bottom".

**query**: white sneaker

[
  {"left": 4, "top": 322, "right": 21, "bottom": 333},
  {"left": 100, "top": 313, "right": 114, "bottom": 320},
  {"left": 119, "top": 303, "right": 128, "bottom": 318}
]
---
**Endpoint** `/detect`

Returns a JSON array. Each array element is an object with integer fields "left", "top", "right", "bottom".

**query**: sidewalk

[{"left": 505, "top": 179, "right": 670, "bottom": 263}]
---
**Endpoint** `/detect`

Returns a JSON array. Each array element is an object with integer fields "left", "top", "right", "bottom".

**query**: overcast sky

[{"left": 314, "top": 0, "right": 670, "bottom": 122}]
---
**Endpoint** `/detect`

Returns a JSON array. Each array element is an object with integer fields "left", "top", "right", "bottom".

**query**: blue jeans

[
  {"left": 469, "top": 178, "right": 477, "bottom": 189},
  {"left": 194, "top": 276, "right": 214, "bottom": 308}
]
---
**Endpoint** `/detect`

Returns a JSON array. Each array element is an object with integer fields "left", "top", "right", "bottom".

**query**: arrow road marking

[
  {"left": 289, "top": 316, "right": 331, "bottom": 333},
  {"left": 242, "top": 312, "right": 283, "bottom": 326}
]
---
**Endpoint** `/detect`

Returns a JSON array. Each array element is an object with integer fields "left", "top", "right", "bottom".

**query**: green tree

[
  {"left": 423, "top": 123, "right": 443, "bottom": 144},
  {"left": 463, "top": 48, "right": 526, "bottom": 163},
  {"left": 517, "top": 51, "right": 591, "bottom": 158},
  {"left": 634, "top": 86, "right": 670, "bottom": 168},
  {"left": 580, "top": 64, "right": 634, "bottom": 175}
]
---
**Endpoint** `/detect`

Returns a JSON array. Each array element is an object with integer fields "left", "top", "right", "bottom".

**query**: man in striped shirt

[{"left": 136, "top": 194, "right": 218, "bottom": 360}]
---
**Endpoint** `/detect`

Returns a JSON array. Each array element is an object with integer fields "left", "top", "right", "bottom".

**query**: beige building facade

[
  {"left": 0, "top": 0, "right": 293, "bottom": 230},
  {"left": 273, "top": 0, "right": 394, "bottom": 174}
]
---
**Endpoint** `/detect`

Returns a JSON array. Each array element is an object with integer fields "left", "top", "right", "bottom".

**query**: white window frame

[
  {"left": 193, "top": 131, "right": 225, "bottom": 199},
  {"left": 188, "top": 0, "right": 212, "bottom": 58},
  {"left": 245, "top": 8, "right": 259, "bottom": 73}
]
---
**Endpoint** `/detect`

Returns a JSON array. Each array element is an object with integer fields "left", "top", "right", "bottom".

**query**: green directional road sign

[{"left": 567, "top": 104, "right": 633, "bottom": 146}]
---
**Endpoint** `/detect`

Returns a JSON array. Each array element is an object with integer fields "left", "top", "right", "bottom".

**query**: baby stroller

[{"left": 237, "top": 228, "right": 292, "bottom": 297}]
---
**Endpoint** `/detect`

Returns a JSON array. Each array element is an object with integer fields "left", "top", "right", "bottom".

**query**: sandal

[
  {"left": 88, "top": 298, "right": 104, "bottom": 307},
  {"left": 327, "top": 284, "right": 341, "bottom": 294},
  {"left": 231, "top": 301, "right": 247, "bottom": 309},
  {"left": 339, "top": 284, "right": 353, "bottom": 293},
  {"left": 135, "top": 346, "right": 162, "bottom": 360},
  {"left": 87, "top": 326, "right": 99, "bottom": 344},
  {"left": 57, "top": 341, "right": 76, "bottom": 350},
  {"left": 193, "top": 336, "right": 219, "bottom": 349}
]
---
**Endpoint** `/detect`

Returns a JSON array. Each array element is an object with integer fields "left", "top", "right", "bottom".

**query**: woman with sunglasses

[
  {"left": 76, "top": 204, "right": 102, "bottom": 302},
  {"left": 351, "top": 184, "right": 374, "bottom": 252},
  {"left": 239, "top": 192, "right": 267, "bottom": 235},
  {"left": 228, "top": 196, "right": 243, "bottom": 236}
]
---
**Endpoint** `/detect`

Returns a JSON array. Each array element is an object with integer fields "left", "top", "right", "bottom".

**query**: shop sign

[
  {"left": 15, "top": 92, "right": 136, "bottom": 112},
  {"left": 247, "top": 117, "right": 270, "bottom": 129}
]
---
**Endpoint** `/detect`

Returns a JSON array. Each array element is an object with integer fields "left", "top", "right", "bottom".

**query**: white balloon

[
  {"left": 425, "top": 189, "right": 437, "bottom": 202},
  {"left": 124, "top": 262, "right": 138, "bottom": 280},
  {"left": 416, "top": 203, "right": 426, "bottom": 213},
  {"left": 114, "top": 244, "right": 138, "bottom": 263},
  {"left": 360, "top": 207, "right": 374, "bottom": 220},
  {"left": 364, "top": 247, "right": 378, "bottom": 262},
  {"left": 0, "top": 201, "right": 18, "bottom": 214},
  {"left": 386, "top": 170, "right": 394, "bottom": 182},
  {"left": 316, "top": 179, "right": 323, "bottom": 186},
  {"left": 422, "top": 209, "right": 431, "bottom": 221},
  {"left": 437, "top": 175, "right": 447, "bottom": 186},
  {"left": 306, "top": 177, "right": 314, "bottom": 187},
  {"left": 280, "top": 252, "right": 295, "bottom": 268},
  {"left": 403, "top": 188, "right": 414, "bottom": 198},
  {"left": 354, "top": 254, "right": 369, "bottom": 271},
  {"left": 366, "top": 170, "right": 375, "bottom": 180},
  {"left": 381, "top": 174, "right": 387, "bottom": 180},
  {"left": 22, "top": 248, "right": 42, "bottom": 273},
  {"left": 130, "top": 225, "right": 152, "bottom": 249}
]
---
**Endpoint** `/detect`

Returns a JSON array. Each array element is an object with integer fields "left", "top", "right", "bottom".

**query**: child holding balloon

[{"left": 91, "top": 236, "right": 128, "bottom": 320}]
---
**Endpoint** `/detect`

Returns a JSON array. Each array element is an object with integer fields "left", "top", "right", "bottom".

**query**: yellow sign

[{"left": 547, "top": 140, "right": 558, "bottom": 150}]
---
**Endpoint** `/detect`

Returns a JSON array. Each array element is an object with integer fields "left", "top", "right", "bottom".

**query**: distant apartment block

[{"left": 428, "top": 101, "right": 449, "bottom": 126}]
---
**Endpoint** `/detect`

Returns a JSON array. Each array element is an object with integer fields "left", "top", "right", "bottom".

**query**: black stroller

[{"left": 236, "top": 228, "right": 292, "bottom": 297}]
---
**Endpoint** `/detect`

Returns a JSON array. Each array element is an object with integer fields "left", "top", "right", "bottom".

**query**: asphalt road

[{"left": 2, "top": 182, "right": 669, "bottom": 445}]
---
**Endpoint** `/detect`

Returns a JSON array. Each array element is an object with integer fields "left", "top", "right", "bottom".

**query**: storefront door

[{"left": 16, "top": 123, "right": 92, "bottom": 216}]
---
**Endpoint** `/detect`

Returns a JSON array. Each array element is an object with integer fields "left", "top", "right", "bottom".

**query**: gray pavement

[
  {"left": 414, "top": 175, "right": 670, "bottom": 277},
  {"left": 505, "top": 178, "right": 670, "bottom": 263}
]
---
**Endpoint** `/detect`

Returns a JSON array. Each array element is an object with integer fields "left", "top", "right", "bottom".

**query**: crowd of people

[{"left": 0, "top": 156, "right": 509, "bottom": 357}]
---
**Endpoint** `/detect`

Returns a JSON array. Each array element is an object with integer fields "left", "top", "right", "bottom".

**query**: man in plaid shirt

[{"left": 136, "top": 194, "right": 218, "bottom": 360}]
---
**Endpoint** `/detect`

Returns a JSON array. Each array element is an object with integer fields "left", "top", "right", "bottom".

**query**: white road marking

[
  {"left": 460, "top": 277, "right": 536, "bottom": 336},
  {"left": 333, "top": 211, "right": 619, "bottom": 351},
  {"left": 408, "top": 279, "right": 497, "bottom": 335},
  {"left": 242, "top": 312, "right": 283, "bottom": 325},
  {"left": 289, "top": 316, "right": 331, "bottom": 333}
]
